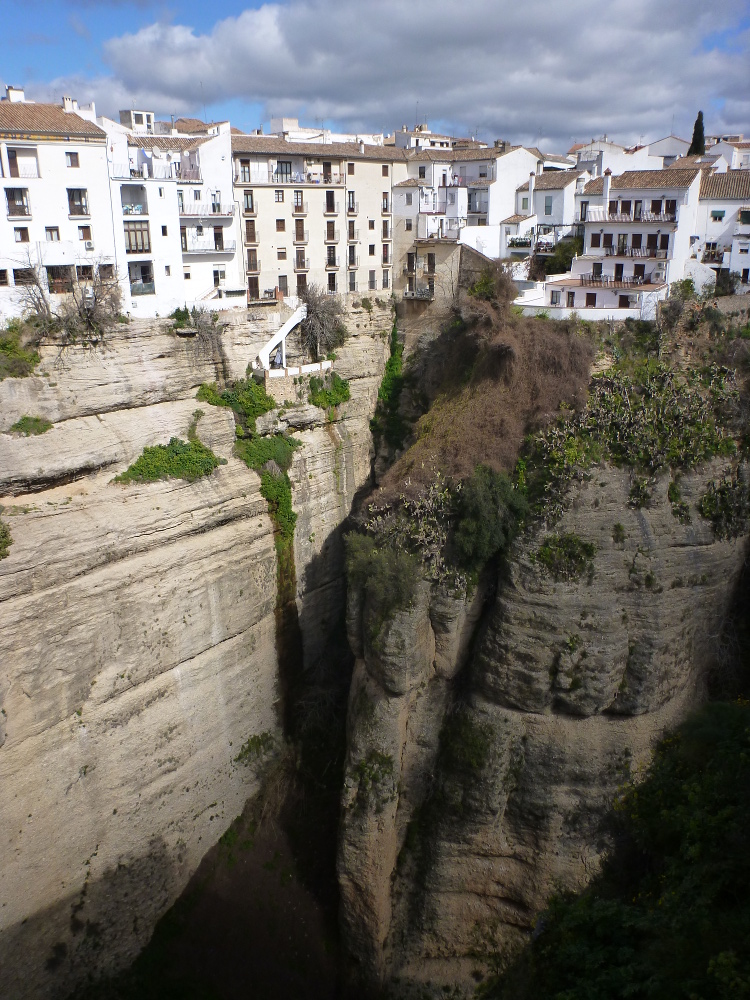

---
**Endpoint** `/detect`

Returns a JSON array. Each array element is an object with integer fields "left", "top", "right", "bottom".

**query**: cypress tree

[{"left": 688, "top": 110, "right": 705, "bottom": 155}]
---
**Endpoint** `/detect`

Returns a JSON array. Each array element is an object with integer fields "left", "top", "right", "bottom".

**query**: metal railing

[
  {"left": 246, "top": 258, "right": 261, "bottom": 272},
  {"left": 122, "top": 203, "right": 148, "bottom": 215},
  {"left": 130, "top": 281, "right": 155, "bottom": 296},
  {"left": 324, "top": 228, "right": 340, "bottom": 242},
  {"left": 403, "top": 287, "right": 433, "bottom": 300},
  {"left": 68, "top": 204, "right": 89, "bottom": 216},
  {"left": 293, "top": 229, "right": 309, "bottom": 243},
  {"left": 294, "top": 257, "right": 310, "bottom": 271},
  {"left": 244, "top": 227, "right": 259, "bottom": 244},
  {"left": 179, "top": 202, "right": 235, "bottom": 217},
  {"left": 347, "top": 228, "right": 359, "bottom": 241},
  {"left": 6, "top": 204, "right": 30, "bottom": 217},
  {"left": 604, "top": 246, "right": 661, "bottom": 258},
  {"left": 347, "top": 255, "right": 359, "bottom": 268},
  {"left": 347, "top": 201, "right": 358, "bottom": 214},
  {"left": 325, "top": 255, "right": 341, "bottom": 269},
  {"left": 579, "top": 275, "right": 651, "bottom": 288},
  {"left": 183, "top": 241, "right": 237, "bottom": 254},
  {"left": 292, "top": 201, "right": 308, "bottom": 215},
  {"left": 324, "top": 202, "right": 340, "bottom": 215},
  {"left": 507, "top": 237, "right": 531, "bottom": 247}
]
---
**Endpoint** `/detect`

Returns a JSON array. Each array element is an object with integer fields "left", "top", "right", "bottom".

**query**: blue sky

[{"left": 3, "top": 0, "right": 750, "bottom": 149}]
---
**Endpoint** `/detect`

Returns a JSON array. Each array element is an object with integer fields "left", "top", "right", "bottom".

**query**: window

[
  {"left": 275, "top": 189, "right": 284, "bottom": 202},
  {"left": 244, "top": 191, "right": 254, "bottom": 213},
  {"left": 579, "top": 201, "right": 587, "bottom": 220},
  {"left": 196, "top": 224, "right": 203, "bottom": 236},
  {"left": 124, "top": 220, "right": 150, "bottom": 253},
  {"left": 740, "top": 210, "right": 750, "bottom": 225},
  {"left": 247, "top": 249, "right": 258, "bottom": 270},
  {"left": 382, "top": 245, "right": 390, "bottom": 264},
  {"left": 76, "top": 265, "right": 93, "bottom": 280},
  {"left": 297, "top": 249, "right": 307, "bottom": 268},
  {"left": 551, "top": 291, "right": 561, "bottom": 305},
  {"left": 544, "top": 195, "right": 553, "bottom": 216},
  {"left": 646, "top": 233, "right": 658, "bottom": 250},
  {"left": 348, "top": 271, "right": 356, "bottom": 292},
  {"left": 634, "top": 263, "right": 646, "bottom": 279},
  {"left": 521, "top": 197, "right": 529, "bottom": 211},
  {"left": 620, "top": 200, "right": 631, "bottom": 215},
  {"left": 278, "top": 275, "right": 288, "bottom": 295},
  {"left": 297, "top": 274, "right": 307, "bottom": 293},
  {"left": 67, "top": 189, "right": 89, "bottom": 215},
  {"left": 382, "top": 220, "right": 389, "bottom": 238},
  {"left": 650, "top": 199, "right": 662, "bottom": 215},
  {"left": 327, "top": 246, "right": 337, "bottom": 266},
  {"left": 740, "top": 246, "right": 749, "bottom": 255},
  {"left": 326, "top": 191, "right": 335, "bottom": 212},
  {"left": 295, "top": 218, "right": 305, "bottom": 241},
  {"left": 78, "top": 225, "right": 92, "bottom": 241},
  {"left": 327, "top": 220, "right": 336, "bottom": 240},
  {"left": 99, "top": 264, "right": 114, "bottom": 280},
  {"left": 427, "top": 253, "right": 435, "bottom": 273},
  {"left": 348, "top": 220, "right": 355, "bottom": 240},
  {"left": 382, "top": 270, "right": 389, "bottom": 288},
  {"left": 14, "top": 227, "right": 29, "bottom": 242},
  {"left": 45, "top": 227, "right": 60, "bottom": 241},
  {"left": 240, "top": 160, "right": 250, "bottom": 183},
  {"left": 382, "top": 193, "right": 389, "bottom": 212},
  {"left": 590, "top": 233, "right": 601, "bottom": 248},
  {"left": 184, "top": 269, "right": 191, "bottom": 280},
  {"left": 710, "top": 210, "right": 726, "bottom": 221},
  {"left": 609, "top": 200, "right": 618, "bottom": 215},
  {"left": 161, "top": 225, "right": 168, "bottom": 236},
  {"left": 631, "top": 233, "right": 642, "bottom": 249},
  {"left": 276, "top": 161, "right": 291, "bottom": 182},
  {"left": 602, "top": 233, "right": 613, "bottom": 248},
  {"left": 382, "top": 165, "right": 389, "bottom": 177},
  {"left": 586, "top": 292, "right": 597, "bottom": 307},
  {"left": 194, "top": 189, "right": 201, "bottom": 201},
  {"left": 418, "top": 166, "right": 426, "bottom": 179},
  {"left": 348, "top": 162, "right": 355, "bottom": 176},
  {"left": 157, "top": 187, "right": 164, "bottom": 198},
  {"left": 348, "top": 245, "right": 356, "bottom": 265},
  {"left": 181, "top": 226, "right": 188, "bottom": 251},
  {"left": 592, "top": 262, "right": 603, "bottom": 278},
  {"left": 276, "top": 219, "right": 285, "bottom": 232},
  {"left": 347, "top": 191, "right": 356, "bottom": 212},
  {"left": 245, "top": 220, "right": 256, "bottom": 242},
  {"left": 405, "top": 193, "right": 413, "bottom": 206},
  {"left": 0, "top": 270, "right": 6, "bottom": 286},
  {"left": 369, "top": 219, "right": 375, "bottom": 230},
  {"left": 660, "top": 234, "right": 669, "bottom": 251},
  {"left": 248, "top": 276, "right": 259, "bottom": 299},
  {"left": 368, "top": 269, "right": 376, "bottom": 290},
  {"left": 66, "top": 151, "right": 79, "bottom": 168},
  {"left": 369, "top": 244, "right": 375, "bottom": 256},
  {"left": 277, "top": 248, "right": 287, "bottom": 260},
  {"left": 328, "top": 273, "right": 336, "bottom": 292},
  {"left": 134, "top": 113, "right": 143, "bottom": 125},
  {"left": 293, "top": 190, "right": 304, "bottom": 209},
  {"left": 13, "top": 268, "right": 35, "bottom": 285},
  {"left": 6, "top": 188, "right": 30, "bottom": 215},
  {"left": 567, "top": 291, "right": 575, "bottom": 308},
  {"left": 405, "top": 219, "right": 413, "bottom": 231}
]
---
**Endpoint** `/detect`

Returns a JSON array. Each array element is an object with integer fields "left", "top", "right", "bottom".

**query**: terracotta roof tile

[
  {"left": 0, "top": 102, "right": 105, "bottom": 139},
  {"left": 232, "top": 134, "right": 409, "bottom": 161},
  {"left": 611, "top": 168, "right": 700, "bottom": 189},
  {"left": 517, "top": 169, "right": 582, "bottom": 191},
  {"left": 699, "top": 170, "right": 750, "bottom": 200},
  {"left": 128, "top": 135, "right": 212, "bottom": 152},
  {"left": 583, "top": 177, "right": 604, "bottom": 194}
]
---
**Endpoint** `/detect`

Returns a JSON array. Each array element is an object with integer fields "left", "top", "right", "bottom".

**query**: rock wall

[
  {"left": 339, "top": 461, "right": 747, "bottom": 995},
  {"left": 0, "top": 301, "right": 390, "bottom": 999}
]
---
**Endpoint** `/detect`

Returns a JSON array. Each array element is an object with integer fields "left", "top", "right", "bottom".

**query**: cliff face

[
  {"left": 0, "top": 304, "right": 390, "bottom": 1000},
  {"left": 339, "top": 460, "right": 747, "bottom": 993}
]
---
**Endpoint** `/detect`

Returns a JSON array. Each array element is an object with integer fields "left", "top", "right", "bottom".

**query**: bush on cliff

[
  {"left": 486, "top": 700, "right": 750, "bottom": 1000},
  {"left": 114, "top": 436, "right": 225, "bottom": 484},
  {"left": 345, "top": 533, "right": 419, "bottom": 626},
  {"left": 196, "top": 377, "right": 275, "bottom": 433},
  {"left": 453, "top": 466, "right": 528, "bottom": 570}
]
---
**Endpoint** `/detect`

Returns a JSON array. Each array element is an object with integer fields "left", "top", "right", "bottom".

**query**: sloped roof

[
  {"left": 582, "top": 177, "right": 604, "bottom": 195},
  {"left": 232, "top": 134, "right": 410, "bottom": 161},
  {"left": 0, "top": 102, "right": 105, "bottom": 139},
  {"left": 501, "top": 213, "right": 531, "bottom": 224},
  {"left": 128, "top": 135, "right": 212, "bottom": 152},
  {"left": 517, "top": 169, "right": 582, "bottom": 191},
  {"left": 173, "top": 117, "right": 228, "bottom": 134},
  {"left": 394, "top": 178, "right": 421, "bottom": 187},
  {"left": 611, "top": 168, "right": 700, "bottom": 189},
  {"left": 666, "top": 154, "right": 719, "bottom": 168},
  {"left": 700, "top": 169, "right": 750, "bottom": 200}
]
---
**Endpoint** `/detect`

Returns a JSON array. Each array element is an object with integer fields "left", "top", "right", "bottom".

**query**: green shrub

[
  {"left": 10, "top": 415, "right": 53, "bottom": 436},
  {"left": 468, "top": 269, "right": 497, "bottom": 300},
  {"left": 715, "top": 270, "right": 740, "bottom": 297},
  {"left": 234, "top": 433, "right": 300, "bottom": 473},
  {"left": 308, "top": 371, "right": 350, "bottom": 409},
  {"left": 440, "top": 711, "right": 494, "bottom": 772},
  {"left": 196, "top": 377, "right": 276, "bottom": 432},
  {"left": 454, "top": 466, "right": 528, "bottom": 569},
  {"left": 0, "top": 322, "right": 40, "bottom": 380},
  {"left": 370, "top": 318, "right": 406, "bottom": 449},
  {"left": 628, "top": 476, "right": 652, "bottom": 508},
  {"left": 699, "top": 472, "right": 750, "bottom": 539},
  {"left": 260, "top": 471, "right": 297, "bottom": 540},
  {"left": 536, "top": 533, "right": 596, "bottom": 581},
  {"left": 542, "top": 236, "right": 583, "bottom": 276},
  {"left": 345, "top": 533, "right": 419, "bottom": 627},
  {"left": 351, "top": 751, "right": 395, "bottom": 814},
  {"left": 170, "top": 306, "right": 190, "bottom": 329},
  {"left": 0, "top": 519, "right": 11, "bottom": 559},
  {"left": 360, "top": 297, "right": 373, "bottom": 313},
  {"left": 114, "top": 437, "right": 224, "bottom": 484},
  {"left": 488, "top": 701, "right": 750, "bottom": 1000},
  {"left": 612, "top": 522, "right": 626, "bottom": 544},
  {"left": 668, "top": 478, "right": 691, "bottom": 523},
  {"left": 234, "top": 731, "right": 275, "bottom": 765}
]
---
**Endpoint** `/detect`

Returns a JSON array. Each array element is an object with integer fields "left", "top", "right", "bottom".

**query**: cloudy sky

[{"left": 4, "top": 0, "right": 750, "bottom": 150}]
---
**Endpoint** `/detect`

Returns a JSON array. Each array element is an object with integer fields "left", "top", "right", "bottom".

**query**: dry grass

[{"left": 379, "top": 295, "right": 595, "bottom": 497}]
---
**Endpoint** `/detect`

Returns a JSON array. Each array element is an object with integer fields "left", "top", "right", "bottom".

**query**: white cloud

[{"left": 25, "top": 0, "right": 750, "bottom": 147}]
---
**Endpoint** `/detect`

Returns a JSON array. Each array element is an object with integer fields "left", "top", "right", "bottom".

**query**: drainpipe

[{"left": 602, "top": 168, "right": 612, "bottom": 214}]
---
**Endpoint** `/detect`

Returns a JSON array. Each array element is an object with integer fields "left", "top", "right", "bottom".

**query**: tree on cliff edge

[{"left": 688, "top": 110, "right": 706, "bottom": 155}]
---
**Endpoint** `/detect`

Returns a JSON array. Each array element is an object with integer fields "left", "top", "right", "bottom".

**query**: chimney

[
  {"left": 527, "top": 171, "right": 535, "bottom": 208},
  {"left": 5, "top": 85, "right": 25, "bottom": 103},
  {"left": 602, "top": 168, "right": 612, "bottom": 209},
  {"left": 359, "top": 140, "right": 365, "bottom": 154},
  {"left": 62, "top": 95, "right": 75, "bottom": 113}
]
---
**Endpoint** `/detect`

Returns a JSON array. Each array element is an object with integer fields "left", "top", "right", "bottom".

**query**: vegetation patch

[
  {"left": 350, "top": 750, "right": 395, "bottom": 814},
  {"left": 308, "top": 371, "right": 350, "bottom": 409},
  {"left": 453, "top": 465, "right": 528, "bottom": 571},
  {"left": 440, "top": 711, "right": 495, "bottom": 773},
  {"left": 234, "top": 433, "right": 300, "bottom": 474},
  {"left": 234, "top": 731, "right": 275, "bottom": 766},
  {"left": 196, "top": 376, "right": 276, "bottom": 433},
  {"left": 612, "top": 522, "right": 626, "bottom": 544},
  {"left": 535, "top": 533, "right": 596, "bottom": 582},
  {"left": 345, "top": 533, "right": 420, "bottom": 635},
  {"left": 114, "top": 431, "right": 225, "bottom": 485},
  {"left": 0, "top": 519, "right": 12, "bottom": 559},
  {"left": 668, "top": 478, "right": 691, "bottom": 523},
  {"left": 10, "top": 415, "right": 53, "bottom": 436},
  {"left": 698, "top": 471, "right": 750, "bottom": 540},
  {"left": 0, "top": 320, "right": 41, "bottom": 380},
  {"left": 370, "top": 317, "right": 407, "bottom": 450},
  {"left": 487, "top": 700, "right": 750, "bottom": 1000}
]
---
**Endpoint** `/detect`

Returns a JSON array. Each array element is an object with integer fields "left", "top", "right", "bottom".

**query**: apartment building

[
  {"left": 231, "top": 136, "right": 409, "bottom": 299},
  {"left": 392, "top": 145, "right": 542, "bottom": 298},
  {"left": 519, "top": 167, "right": 702, "bottom": 317},
  {"left": 0, "top": 89, "right": 118, "bottom": 322},
  {"left": 695, "top": 170, "right": 750, "bottom": 285}
]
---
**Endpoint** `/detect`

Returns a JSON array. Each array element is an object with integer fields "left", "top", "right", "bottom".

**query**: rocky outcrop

[
  {"left": 339, "top": 461, "right": 748, "bottom": 995},
  {"left": 0, "top": 302, "right": 390, "bottom": 1000}
]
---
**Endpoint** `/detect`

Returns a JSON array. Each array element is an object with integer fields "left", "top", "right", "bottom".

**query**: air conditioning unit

[{"left": 85, "top": 240, "right": 95, "bottom": 251}]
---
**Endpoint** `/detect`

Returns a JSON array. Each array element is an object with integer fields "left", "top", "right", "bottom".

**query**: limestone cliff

[
  {"left": 0, "top": 302, "right": 390, "bottom": 1000},
  {"left": 339, "top": 459, "right": 747, "bottom": 995}
]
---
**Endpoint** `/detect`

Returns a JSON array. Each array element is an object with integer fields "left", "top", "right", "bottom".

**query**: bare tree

[{"left": 298, "top": 283, "right": 348, "bottom": 360}]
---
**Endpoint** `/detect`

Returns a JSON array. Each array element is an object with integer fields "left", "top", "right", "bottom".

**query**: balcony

[
  {"left": 403, "top": 287, "right": 434, "bottom": 300},
  {"left": 180, "top": 202, "right": 235, "bottom": 218},
  {"left": 382, "top": 226, "right": 392, "bottom": 240},
  {"left": 68, "top": 205, "right": 90, "bottom": 217},
  {"left": 244, "top": 229, "right": 259, "bottom": 245},
  {"left": 324, "top": 202, "right": 340, "bottom": 216},
  {"left": 12, "top": 164, "right": 39, "bottom": 179},
  {"left": 122, "top": 203, "right": 147, "bottom": 216},
  {"left": 347, "top": 255, "right": 360, "bottom": 268},
  {"left": 6, "top": 204, "right": 30, "bottom": 218},
  {"left": 604, "top": 246, "right": 663, "bottom": 258},
  {"left": 47, "top": 279, "right": 73, "bottom": 294},
  {"left": 324, "top": 228, "right": 340, "bottom": 243},
  {"left": 183, "top": 241, "right": 236, "bottom": 254},
  {"left": 294, "top": 257, "right": 310, "bottom": 272},
  {"left": 292, "top": 201, "right": 308, "bottom": 215},
  {"left": 702, "top": 250, "right": 725, "bottom": 264},
  {"left": 579, "top": 275, "right": 651, "bottom": 288},
  {"left": 293, "top": 229, "right": 309, "bottom": 244},
  {"left": 507, "top": 236, "right": 531, "bottom": 248},
  {"left": 130, "top": 280, "right": 155, "bottom": 296},
  {"left": 242, "top": 203, "right": 257, "bottom": 216},
  {"left": 347, "top": 228, "right": 359, "bottom": 242},
  {"left": 325, "top": 256, "right": 341, "bottom": 269},
  {"left": 246, "top": 258, "right": 261, "bottom": 273},
  {"left": 381, "top": 202, "right": 391, "bottom": 214},
  {"left": 346, "top": 201, "right": 358, "bottom": 215}
]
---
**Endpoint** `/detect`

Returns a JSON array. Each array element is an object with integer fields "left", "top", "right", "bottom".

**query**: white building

[
  {"left": 510, "top": 169, "right": 587, "bottom": 255},
  {"left": 0, "top": 88, "right": 120, "bottom": 323},
  {"left": 695, "top": 170, "right": 750, "bottom": 287},
  {"left": 269, "top": 117, "right": 385, "bottom": 147},
  {"left": 572, "top": 136, "right": 663, "bottom": 177}
]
